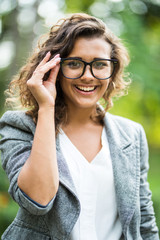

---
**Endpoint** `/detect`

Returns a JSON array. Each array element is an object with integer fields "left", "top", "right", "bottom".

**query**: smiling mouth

[{"left": 75, "top": 85, "right": 97, "bottom": 92}]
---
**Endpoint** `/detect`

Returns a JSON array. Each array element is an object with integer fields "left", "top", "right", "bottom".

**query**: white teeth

[{"left": 76, "top": 86, "right": 96, "bottom": 92}]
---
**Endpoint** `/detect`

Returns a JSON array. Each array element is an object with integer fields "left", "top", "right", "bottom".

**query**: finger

[
  {"left": 33, "top": 56, "right": 61, "bottom": 78},
  {"left": 46, "top": 54, "right": 60, "bottom": 66},
  {"left": 38, "top": 52, "right": 60, "bottom": 69},
  {"left": 48, "top": 63, "right": 60, "bottom": 84},
  {"left": 36, "top": 53, "right": 60, "bottom": 71},
  {"left": 36, "top": 52, "right": 59, "bottom": 69},
  {"left": 38, "top": 51, "right": 51, "bottom": 67},
  {"left": 41, "top": 56, "right": 61, "bottom": 73},
  {"left": 45, "top": 54, "right": 61, "bottom": 68}
]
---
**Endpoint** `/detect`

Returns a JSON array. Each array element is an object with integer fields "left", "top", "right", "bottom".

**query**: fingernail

[{"left": 54, "top": 54, "right": 60, "bottom": 58}]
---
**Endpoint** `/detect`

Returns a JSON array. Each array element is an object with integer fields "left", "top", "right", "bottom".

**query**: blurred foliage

[{"left": 0, "top": 0, "right": 159, "bottom": 237}]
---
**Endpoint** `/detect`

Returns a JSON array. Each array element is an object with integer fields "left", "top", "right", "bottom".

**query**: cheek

[
  {"left": 101, "top": 81, "right": 110, "bottom": 97},
  {"left": 102, "top": 81, "right": 110, "bottom": 91}
]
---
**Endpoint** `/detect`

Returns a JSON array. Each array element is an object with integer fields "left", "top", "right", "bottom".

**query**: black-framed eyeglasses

[{"left": 60, "top": 57, "right": 118, "bottom": 80}]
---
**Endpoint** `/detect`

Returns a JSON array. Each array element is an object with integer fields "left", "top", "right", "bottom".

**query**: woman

[{"left": 0, "top": 13, "right": 159, "bottom": 240}]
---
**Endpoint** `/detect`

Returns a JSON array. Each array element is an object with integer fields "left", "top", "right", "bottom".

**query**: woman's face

[{"left": 60, "top": 37, "right": 112, "bottom": 111}]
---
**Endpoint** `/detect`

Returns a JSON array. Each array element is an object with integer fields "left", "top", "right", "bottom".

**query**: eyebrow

[
  {"left": 65, "top": 57, "right": 110, "bottom": 61},
  {"left": 67, "top": 57, "right": 82, "bottom": 60}
]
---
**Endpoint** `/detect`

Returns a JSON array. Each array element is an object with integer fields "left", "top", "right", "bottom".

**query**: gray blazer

[{"left": 0, "top": 111, "right": 159, "bottom": 240}]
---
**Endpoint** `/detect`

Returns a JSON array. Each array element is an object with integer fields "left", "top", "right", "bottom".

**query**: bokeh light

[{"left": 0, "top": 41, "right": 15, "bottom": 69}]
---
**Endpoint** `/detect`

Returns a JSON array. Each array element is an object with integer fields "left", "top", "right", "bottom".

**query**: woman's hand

[{"left": 27, "top": 52, "right": 61, "bottom": 109}]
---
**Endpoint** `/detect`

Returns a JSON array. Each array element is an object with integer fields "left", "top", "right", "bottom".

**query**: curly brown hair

[{"left": 6, "top": 13, "right": 130, "bottom": 133}]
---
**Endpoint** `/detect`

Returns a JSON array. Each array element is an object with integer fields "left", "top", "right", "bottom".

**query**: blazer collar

[{"left": 103, "top": 112, "right": 132, "bottom": 150}]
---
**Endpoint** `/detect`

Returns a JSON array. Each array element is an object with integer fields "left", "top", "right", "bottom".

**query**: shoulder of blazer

[
  {"left": 104, "top": 112, "right": 143, "bottom": 142},
  {"left": 0, "top": 110, "right": 36, "bottom": 136}
]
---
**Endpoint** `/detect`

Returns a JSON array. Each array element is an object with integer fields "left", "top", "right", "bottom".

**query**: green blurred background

[{"left": 0, "top": 0, "right": 159, "bottom": 237}]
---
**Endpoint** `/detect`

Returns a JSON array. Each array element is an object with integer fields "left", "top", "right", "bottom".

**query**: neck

[{"left": 66, "top": 105, "right": 97, "bottom": 126}]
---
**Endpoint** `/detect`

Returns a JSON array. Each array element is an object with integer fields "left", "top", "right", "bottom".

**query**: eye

[
  {"left": 93, "top": 61, "right": 108, "bottom": 69},
  {"left": 66, "top": 60, "right": 82, "bottom": 69}
]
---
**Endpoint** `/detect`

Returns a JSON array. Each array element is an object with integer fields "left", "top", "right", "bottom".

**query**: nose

[{"left": 80, "top": 65, "right": 94, "bottom": 81}]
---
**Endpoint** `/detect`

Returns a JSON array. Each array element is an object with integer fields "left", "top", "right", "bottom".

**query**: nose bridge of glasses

[{"left": 82, "top": 61, "right": 93, "bottom": 76}]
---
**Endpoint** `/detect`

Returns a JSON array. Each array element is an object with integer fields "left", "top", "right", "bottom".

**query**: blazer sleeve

[
  {"left": 139, "top": 125, "right": 159, "bottom": 239},
  {"left": 0, "top": 111, "right": 56, "bottom": 215}
]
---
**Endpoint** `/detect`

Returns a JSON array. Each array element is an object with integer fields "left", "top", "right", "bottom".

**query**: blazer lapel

[
  {"left": 56, "top": 135, "right": 78, "bottom": 198},
  {"left": 104, "top": 113, "right": 140, "bottom": 231}
]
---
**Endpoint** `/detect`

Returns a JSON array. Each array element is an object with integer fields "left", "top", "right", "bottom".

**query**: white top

[{"left": 59, "top": 127, "right": 122, "bottom": 240}]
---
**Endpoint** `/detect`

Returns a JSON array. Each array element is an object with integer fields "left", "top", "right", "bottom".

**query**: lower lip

[{"left": 74, "top": 86, "right": 97, "bottom": 95}]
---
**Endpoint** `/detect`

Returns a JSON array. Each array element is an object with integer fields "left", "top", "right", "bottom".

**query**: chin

[{"left": 74, "top": 101, "right": 97, "bottom": 109}]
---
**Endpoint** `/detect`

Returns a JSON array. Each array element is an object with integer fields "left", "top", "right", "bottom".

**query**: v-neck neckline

[{"left": 59, "top": 128, "right": 105, "bottom": 164}]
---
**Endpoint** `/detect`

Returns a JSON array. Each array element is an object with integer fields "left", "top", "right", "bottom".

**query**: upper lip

[{"left": 74, "top": 84, "right": 99, "bottom": 87}]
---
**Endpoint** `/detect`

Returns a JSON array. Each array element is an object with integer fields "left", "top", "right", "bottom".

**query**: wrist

[{"left": 38, "top": 105, "right": 55, "bottom": 115}]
